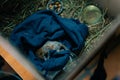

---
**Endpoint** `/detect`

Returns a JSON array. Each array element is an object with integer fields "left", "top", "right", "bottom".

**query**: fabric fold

[{"left": 10, "top": 10, "right": 88, "bottom": 72}]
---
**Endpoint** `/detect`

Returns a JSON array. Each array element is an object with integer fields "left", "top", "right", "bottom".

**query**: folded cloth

[{"left": 10, "top": 10, "right": 88, "bottom": 72}]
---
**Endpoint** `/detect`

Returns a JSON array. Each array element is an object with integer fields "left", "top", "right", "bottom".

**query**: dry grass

[{"left": 0, "top": 0, "right": 112, "bottom": 54}]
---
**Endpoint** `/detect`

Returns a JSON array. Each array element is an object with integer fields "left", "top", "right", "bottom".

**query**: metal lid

[{"left": 47, "top": 0, "right": 63, "bottom": 14}]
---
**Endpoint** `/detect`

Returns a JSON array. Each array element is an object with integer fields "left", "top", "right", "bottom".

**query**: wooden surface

[
  {"left": 105, "top": 44, "right": 120, "bottom": 80},
  {"left": 0, "top": 36, "right": 44, "bottom": 80}
]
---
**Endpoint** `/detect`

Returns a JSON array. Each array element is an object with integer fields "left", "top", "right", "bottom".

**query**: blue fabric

[{"left": 10, "top": 10, "right": 88, "bottom": 72}]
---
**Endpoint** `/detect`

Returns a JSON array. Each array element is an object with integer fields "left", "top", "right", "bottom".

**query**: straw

[{"left": 0, "top": 0, "right": 112, "bottom": 53}]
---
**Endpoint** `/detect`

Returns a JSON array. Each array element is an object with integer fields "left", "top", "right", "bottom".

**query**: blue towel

[{"left": 10, "top": 10, "right": 88, "bottom": 72}]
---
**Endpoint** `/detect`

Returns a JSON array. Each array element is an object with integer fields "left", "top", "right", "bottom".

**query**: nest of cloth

[{"left": 10, "top": 10, "right": 88, "bottom": 78}]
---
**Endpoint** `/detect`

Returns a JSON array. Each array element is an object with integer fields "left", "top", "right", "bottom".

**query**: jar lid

[{"left": 47, "top": 0, "right": 63, "bottom": 14}]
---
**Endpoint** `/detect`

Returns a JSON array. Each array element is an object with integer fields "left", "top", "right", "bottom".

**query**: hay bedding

[
  {"left": 0, "top": 0, "right": 112, "bottom": 56},
  {"left": 0, "top": 0, "right": 112, "bottom": 79}
]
